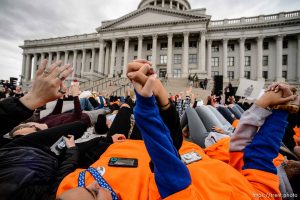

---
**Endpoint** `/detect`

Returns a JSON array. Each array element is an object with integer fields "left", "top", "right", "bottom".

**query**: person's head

[
  {"left": 57, "top": 181, "right": 113, "bottom": 200},
  {"left": 207, "top": 95, "right": 217, "bottom": 106},
  {"left": 228, "top": 96, "right": 235, "bottom": 104},
  {"left": 15, "top": 86, "right": 22, "bottom": 92},
  {"left": 9, "top": 122, "right": 47, "bottom": 137}
]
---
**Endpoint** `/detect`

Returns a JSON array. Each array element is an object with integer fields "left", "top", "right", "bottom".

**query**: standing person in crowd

[
  {"left": 203, "top": 78, "right": 208, "bottom": 90},
  {"left": 224, "top": 82, "right": 234, "bottom": 104}
]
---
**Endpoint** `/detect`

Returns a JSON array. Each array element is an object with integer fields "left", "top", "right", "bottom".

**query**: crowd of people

[{"left": 0, "top": 58, "right": 300, "bottom": 200}]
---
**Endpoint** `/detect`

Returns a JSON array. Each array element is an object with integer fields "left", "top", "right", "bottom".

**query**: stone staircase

[
  {"left": 163, "top": 78, "right": 212, "bottom": 101},
  {"left": 79, "top": 77, "right": 212, "bottom": 100}
]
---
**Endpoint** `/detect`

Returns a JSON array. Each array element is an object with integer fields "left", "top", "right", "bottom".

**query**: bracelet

[{"left": 160, "top": 101, "right": 170, "bottom": 108}]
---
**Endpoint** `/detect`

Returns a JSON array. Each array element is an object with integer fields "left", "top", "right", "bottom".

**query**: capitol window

[
  {"left": 228, "top": 44, "right": 235, "bottom": 52},
  {"left": 263, "top": 56, "right": 269, "bottom": 66},
  {"left": 174, "top": 54, "right": 182, "bottom": 64},
  {"left": 263, "top": 42, "right": 269, "bottom": 50},
  {"left": 283, "top": 55, "right": 288, "bottom": 65},
  {"left": 228, "top": 71, "right": 234, "bottom": 80},
  {"left": 245, "top": 43, "right": 251, "bottom": 51},
  {"left": 189, "top": 54, "right": 197, "bottom": 64},
  {"left": 147, "top": 44, "right": 152, "bottom": 51},
  {"left": 146, "top": 55, "right": 152, "bottom": 62},
  {"left": 263, "top": 71, "right": 268, "bottom": 79},
  {"left": 161, "top": 43, "right": 167, "bottom": 50},
  {"left": 244, "top": 71, "right": 251, "bottom": 79},
  {"left": 212, "top": 45, "right": 219, "bottom": 52},
  {"left": 282, "top": 71, "right": 287, "bottom": 79},
  {"left": 175, "top": 41, "right": 182, "bottom": 48},
  {"left": 211, "top": 57, "right": 219, "bottom": 67},
  {"left": 283, "top": 40, "right": 288, "bottom": 49},
  {"left": 245, "top": 56, "right": 251, "bottom": 66},
  {"left": 189, "top": 41, "right": 197, "bottom": 48},
  {"left": 160, "top": 55, "right": 167, "bottom": 64},
  {"left": 228, "top": 57, "right": 235, "bottom": 67}
]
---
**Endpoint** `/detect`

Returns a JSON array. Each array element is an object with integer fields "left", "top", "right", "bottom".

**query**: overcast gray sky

[{"left": 0, "top": 0, "right": 299, "bottom": 80}]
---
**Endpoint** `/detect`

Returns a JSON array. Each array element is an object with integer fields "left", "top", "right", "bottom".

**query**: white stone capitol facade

[{"left": 20, "top": 0, "right": 300, "bottom": 85}]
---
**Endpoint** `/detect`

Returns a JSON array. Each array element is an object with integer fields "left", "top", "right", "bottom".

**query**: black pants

[{"left": 107, "top": 107, "right": 132, "bottom": 139}]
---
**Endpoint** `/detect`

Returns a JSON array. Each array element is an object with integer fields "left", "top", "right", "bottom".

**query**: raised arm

[
  {"left": 0, "top": 60, "right": 73, "bottom": 135},
  {"left": 133, "top": 78, "right": 191, "bottom": 199}
]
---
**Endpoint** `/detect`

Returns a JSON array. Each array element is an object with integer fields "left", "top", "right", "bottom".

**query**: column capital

[
  {"left": 111, "top": 38, "right": 117, "bottom": 42},
  {"left": 239, "top": 37, "right": 246, "bottom": 43},
  {"left": 167, "top": 32, "right": 173, "bottom": 38},
  {"left": 124, "top": 36, "right": 129, "bottom": 41},
  {"left": 99, "top": 38, "right": 104, "bottom": 43},
  {"left": 207, "top": 39, "right": 212, "bottom": 45},
  {"left": 223, "top": 38, "right": 229, "bottom": 43},
  {"left": 64, "top": 50, "right": 69, "bottom": 54},
  {"left": 152, "top": 34, "right": 158, "bottom": 39},
  {"left": 73, "top": 50, "right": 77, "bottom": 53},
  {"left": 276, "top": 34, "right": 285, "bottom": 40},
  {"left": 200, "top": 30, "right": 207, "bottom": 35},
  {"left": 257, "top": 35, "right": 265, "bottom": 41},
  {"left": 138, "top": 35, "right": 143, "bottom": 40},
  {"left": 183, "top": 32, "right": 189, "bottom": 37}
]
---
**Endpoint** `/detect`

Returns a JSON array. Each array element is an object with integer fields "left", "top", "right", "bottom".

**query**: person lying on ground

[{"left": 0, "top": 59, "right": 73, "bottom": 138}]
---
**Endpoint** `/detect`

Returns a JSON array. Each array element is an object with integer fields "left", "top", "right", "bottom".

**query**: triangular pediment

[{"left": 97, "top": 6, "right": 209, "bottom": 31}]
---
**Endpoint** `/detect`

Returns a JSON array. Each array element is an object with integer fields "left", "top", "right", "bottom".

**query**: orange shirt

[
  {"left": 57, "top": 140, "right": 281, "bottom": 200},
  {"left": 293, "top": 126, "right": 300, "bottom": 145}
]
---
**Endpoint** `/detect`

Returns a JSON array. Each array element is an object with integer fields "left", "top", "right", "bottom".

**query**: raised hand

[{"left": 20, "top": 59, "right": 73, "bottom": 110}]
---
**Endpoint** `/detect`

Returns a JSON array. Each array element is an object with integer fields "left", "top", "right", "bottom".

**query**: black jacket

[
  {"left": 0, "top": 97, "right": 34, "bottom": 137},
  {"left": 0, "top": 97, "right": 80, "bottom": 200}
]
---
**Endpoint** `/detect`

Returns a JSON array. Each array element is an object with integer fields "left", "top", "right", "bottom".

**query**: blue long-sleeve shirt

[
  {"left": 133, "top": 92, "right": 191, "bottom": 199},
  {"left": 243, "top": 109, "right": 288, "bottom": 174}
]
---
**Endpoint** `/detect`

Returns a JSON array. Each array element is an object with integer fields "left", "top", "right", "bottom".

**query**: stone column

[
  {"left": 207, "top": 40, "right": 212, "bottom": 78},
  {"left": 48, "top": 52, "right": 52, "bottom": 67},
  {"left": 162, "top": 0, "right": 165, "bottom": 7},
  {"left": 257, "top": 36, "right": 264, "bottom": 81},
  {"left": 167, "top": 33, "right": 173, "bottom": 77},
  {"left": 41, "top": 53, "right": 45, "bottom": 61},
  {"left": 91, "top": 48, "right": 95, "bottom": 73},
  {"left": 137, "top": 35, "right": 143, "bottom": 59},
  {"left": 152, "top": 34, "right": 158, "bottom": 67},
  {"left": 105, "top": 46, "right": 110, "bottom": 75},
  {"left": 72, "top": 50, "right": 77, "bottom": 77},
  {"left": 98, "top": 39, "right": 105, "bottom": 73},
  {"left": 21, "top": 54, "right": 26, "bottom": 79},
  {"left": 122, "top": 37, "right": 130, "bottom": 77},
  {"left": 182, "top": 32, "right": 189, "bottom": 77},
  {"left": 64, "top": 51, "right": 69, "bottom": 65},
  {"left": 297, "top": 35, "right": 300, "bottom": 82},
  {"left": 223, "top": 39, "right": 228, "bottom": 79},
  {"left": 276, "top": 35, "right": 285, "bottom": 82},
  {"left": 198, "top": 31, "right": 206, "bottom": 72},
  {"left": 177, "top": 2, "right": 180, "bottom": 10},
  {"left": 170, "top": 0, "right": 173, "bottom": 8},
  {"left": 81, "top": 49, "right": 86, "bottom": 75},
  {"left": 109, "top": 39, "right": 117, "bottom": 77},
  {"left": 32, "top": 53, "right": 38, "bottom": 78},
  {"left": 25, "top": 54, "right": 32, "bottom": 81},
  {"left": 239, "top": 38, "right": 245, "bottom": 79},
  {"left": 56, "top": 52, "right": 60, "bottom": 61}
]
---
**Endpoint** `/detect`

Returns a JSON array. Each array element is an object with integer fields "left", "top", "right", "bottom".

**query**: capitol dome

[{"left": 138, "top": 0, "right": 191, "bottom": 11}]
